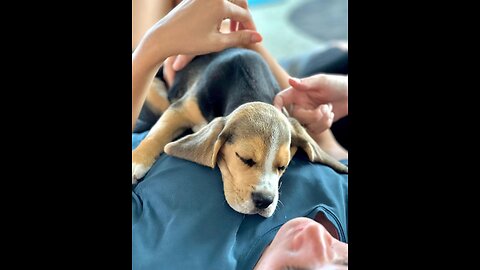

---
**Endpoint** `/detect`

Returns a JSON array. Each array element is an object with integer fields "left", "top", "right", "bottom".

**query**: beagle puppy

[{"left": 132, "top": 48, "right": 348, "bottom": 218}]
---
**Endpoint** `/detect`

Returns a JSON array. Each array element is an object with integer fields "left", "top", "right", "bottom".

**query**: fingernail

[
  {"left": 251, "top": 33, "right": 262, "bottom": 42},
  {"left": 172, "top": 62, "right": 180, "bottom": 71},
  {"left": 321, "top": 105, "right": 329, "bottom": 113},
  {"left": 291, "top": 77, "right": 301, "bottom": 84}
]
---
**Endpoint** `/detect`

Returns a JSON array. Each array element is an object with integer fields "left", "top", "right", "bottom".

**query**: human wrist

[
  {"left": 133, "top": 46, "right": 164, "bottom": 73},
  {"left": 133, "top": 28, "right": 172, "bottom": 70},
  {"left": 309, "top": 130, "right": 325, "bottom": 146}
]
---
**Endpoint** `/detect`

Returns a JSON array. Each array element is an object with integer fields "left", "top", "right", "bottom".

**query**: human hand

[
  {"left": 163, "top": 0, "right": 256, "bottom": 87},
  {"left": 273, "top": 74, "right": 348, "bottom": 137},
  {"left": 137, "top": 0, "right": 262, "bottom": 69},
  {"left": 163, "top": 54, "right": 196, "bottom": 87}
]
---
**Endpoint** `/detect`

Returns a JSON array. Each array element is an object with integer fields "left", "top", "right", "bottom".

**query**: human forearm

[
  {"left": 310, "top": 129, "right": 348, "bottom": 161},
  {"left": 132, "top": 0, "right": 178, "bottom": 130},
  {"left": 132, "top": 0, "right": 175, "bottom": 51},
  {"left": 132, "top": 43, "right": 168, "bottom": 131}
]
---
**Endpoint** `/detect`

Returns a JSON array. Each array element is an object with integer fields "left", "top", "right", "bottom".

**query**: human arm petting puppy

[{"left": 132, "top": 0, "right": 262, "bottom": 131}]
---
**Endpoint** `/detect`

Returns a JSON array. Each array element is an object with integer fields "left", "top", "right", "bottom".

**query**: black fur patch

[{"left": 168, "top": 48, "right": 281, "bottom": 122}]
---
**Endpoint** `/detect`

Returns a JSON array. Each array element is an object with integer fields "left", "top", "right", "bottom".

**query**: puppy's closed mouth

[{"left": 232, "top": 202, "right": 274, "bottom": 217}]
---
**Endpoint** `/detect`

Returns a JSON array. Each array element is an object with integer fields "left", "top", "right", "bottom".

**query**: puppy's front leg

[
  {"left": 132, "top": 108, "right": 190, "bottom": 183},
  {"left": 145, "top": 77, "right": 170, "bottom": 115}
]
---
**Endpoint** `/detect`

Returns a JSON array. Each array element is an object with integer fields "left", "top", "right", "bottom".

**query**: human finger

[
  {"left": 172, "top": 54, "right": 196, "bottom": 71},
  {"left": 218, "top": 29, "right": 262, "bottom": 49},
  {"left": 163, "top": 56, "right": 176, "bottom": 87},
  {"left": 273, "top": 87, "right": 297, "bottom": 110},
  {"left": 291, "top": 103, "right": 332, "bottom": 126},
  {"left": 288, "top": 77, "right": 309, "bottom": 91},
  {"left": 225, "top": 0, "right": 256, "bottom": 31},
  {"left": 305, "top": 110, "right": 334, "bottom": 134}
]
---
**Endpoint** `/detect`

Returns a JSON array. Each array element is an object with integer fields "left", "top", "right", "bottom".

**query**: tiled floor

[{"left": 250, "top": 0, "right": 348, "bottom": 61}]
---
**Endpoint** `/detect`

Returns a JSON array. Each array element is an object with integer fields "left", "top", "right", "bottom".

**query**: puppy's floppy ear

[
  {"left": 164, "top": 117, "right": 227, "bottom": 168},
  {"left": 288, "top": 117, "right": 348, "bottom": 174}
]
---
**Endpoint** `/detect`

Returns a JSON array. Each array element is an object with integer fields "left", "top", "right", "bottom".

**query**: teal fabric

[{"left": 132, "top": 131, "right": 348, "bottom": 269}]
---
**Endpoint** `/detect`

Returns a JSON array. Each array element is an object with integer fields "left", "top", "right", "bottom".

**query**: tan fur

[
  {"left": 164, "top": 117, "right": 225, "bottom": 168},
  {"left": 275, "top": 144, "right": 291, "bottom": 171},
  {"left": 221, "top": 137, "right": 269, "bottom": 188},
  {"left": 145, "top": 78, "right": 170, "bottom": 115},
  {"left": 217, "top": 138, "right": 291, "bottom": 215},
  {"left": 182, "top": 98, "right": 208, "bottom": 128},
  {"left": 132, "top": 96, "right": 207, "bottom": 181}
]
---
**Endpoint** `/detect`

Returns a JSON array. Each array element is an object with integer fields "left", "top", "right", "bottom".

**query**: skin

[
  {"left": 274, "top": 74, "right": 348, "bottom": 132},
  {"left": 132, "top": 0, "right": 262, "bottom": 131},
  {"left": 161, "top": 0, "right": 261, "bottom": 88},
  {"left": 274, "top": 75, "right": 348, "bottom": 161},
  {"left": 132, "top": 0, "right": 175, "bottom": 51},
  {"left": 254, "top": 217, "right": 348, "bottom": 270}
]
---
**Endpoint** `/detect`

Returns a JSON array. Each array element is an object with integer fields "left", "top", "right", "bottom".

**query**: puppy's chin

[
  {"left": 223, "top": 185, "right": 279, "bottom": 218},
  {"left": 225, "top": 195, "right": 257, "bottom": 215},
  {"left": 258, "top": 208, "right": 275, "bottom": 218}
]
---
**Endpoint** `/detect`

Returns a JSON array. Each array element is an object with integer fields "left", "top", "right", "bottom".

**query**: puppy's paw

[
  {"left": 132, "top": 162, "right": 150, "bottom": 184},
  {"left": 132, "top": 148, "right": 156, "bottom": 184}
]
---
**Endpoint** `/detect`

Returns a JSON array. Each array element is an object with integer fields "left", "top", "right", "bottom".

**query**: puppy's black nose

[{"left": 252, "top": 192, "right": 274, "bottom": 209}]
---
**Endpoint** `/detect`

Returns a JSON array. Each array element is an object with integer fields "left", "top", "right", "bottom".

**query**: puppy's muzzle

[{"left": 251, "top": 191, "right": 274, "bottom": 209}]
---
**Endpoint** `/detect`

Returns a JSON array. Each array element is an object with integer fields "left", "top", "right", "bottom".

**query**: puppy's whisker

[{"left": 277, "top": 199, "right": 285, "bottom": 209}]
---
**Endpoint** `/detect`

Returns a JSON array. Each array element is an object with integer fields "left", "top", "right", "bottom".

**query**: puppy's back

[{"left": 169, "top": 48, "right": 281, "bottom": 121}]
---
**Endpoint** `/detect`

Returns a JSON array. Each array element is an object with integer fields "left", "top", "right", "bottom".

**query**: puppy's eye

[
  {"left": 235, "top": 152, "right": 256, "bottom": 167},
  {"left": 278, "top": 166, "right": 286, "bottom": 171}
]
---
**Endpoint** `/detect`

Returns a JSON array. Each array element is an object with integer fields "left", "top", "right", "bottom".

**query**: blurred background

[{"left": 249, "top": 0, "right": 348, "bottom": 61}]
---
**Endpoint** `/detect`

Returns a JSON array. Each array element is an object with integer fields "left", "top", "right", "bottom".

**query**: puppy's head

[{"left": 164, "top": 102, "right": 347, "bottom": 217}]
